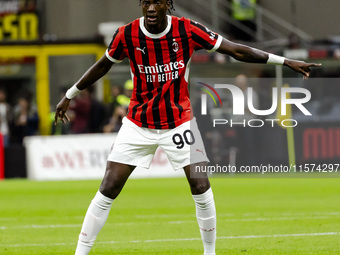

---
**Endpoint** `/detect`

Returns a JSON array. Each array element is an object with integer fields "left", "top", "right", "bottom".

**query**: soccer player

[{"left": 54, "top": 1, "right": 321, "bottom": 254}]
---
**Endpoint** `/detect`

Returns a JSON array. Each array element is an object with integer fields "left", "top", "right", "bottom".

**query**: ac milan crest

[{"left": 172, "top": 42, "right": 179, "bottom": 52}]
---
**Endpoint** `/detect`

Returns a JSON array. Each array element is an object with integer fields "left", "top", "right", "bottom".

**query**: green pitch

[{"left": 1, "top": 176, "right": 340, "bottom": 254}]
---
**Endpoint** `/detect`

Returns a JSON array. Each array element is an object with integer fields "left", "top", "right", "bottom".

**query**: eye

[{"left": 142, "top": 1, "right": 150, "bottom": 7}]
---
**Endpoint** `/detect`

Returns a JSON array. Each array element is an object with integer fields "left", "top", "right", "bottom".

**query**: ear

[{"left": 166, "top": 0, "right": 171, "bottom": 9}]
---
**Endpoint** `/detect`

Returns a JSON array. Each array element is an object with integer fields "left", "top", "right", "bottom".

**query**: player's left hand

[
  {"left": 284, "top": 59, "right": 322, "bottom": 79},
  {"left": 54, "top": 96, "right": 71, "bottom": 125}
]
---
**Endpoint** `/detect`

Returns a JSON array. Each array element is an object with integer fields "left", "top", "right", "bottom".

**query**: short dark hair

[{"left": 139, "top": 0, "right": 175, "bottom": 14}]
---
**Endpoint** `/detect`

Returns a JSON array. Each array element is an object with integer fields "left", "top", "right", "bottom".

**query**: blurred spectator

[
  {"left": 116, "top": 79, "right": 133, "bottom": 108},
  {"left": 103, "top": 106, "right": 127, "bottom": 133},
  {"left": 0, "top": 88, "right": 11, "bottom": 146},
  {"left": 68, "top": 86, "right": 106, "bottom": 134},
  {"left": 87, "top": 86, "right": 106, "bottom": 133},
  {"left": 69, "top": 88, "right": 92, "bottom": 134},
  {"left": 105, "top": 85, "right": 122, "bottom": 126},
  {"left": 11, "top": 91, "right": 39, "bottom": 144},
  {"left": 103, "top": 80, "right": 133, "bottom": 133},
  {"left": 230, "top": 0, "right": 257, "bottom": 41},
  {"left": 288, "top": 33, "right": 301, "bottom": 49},
  {"left": 20, "top": 0, "right": 37, "bottom": 11}
]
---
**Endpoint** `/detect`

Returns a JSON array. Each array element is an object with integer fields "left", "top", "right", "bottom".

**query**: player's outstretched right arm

[{"left": 54, "top": 54, "right": 114, "bottom": 125}]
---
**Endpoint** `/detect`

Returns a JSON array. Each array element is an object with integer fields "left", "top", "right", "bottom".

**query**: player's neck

[{"left": 144, "top": 17, "right": 168, "bottom": 34}]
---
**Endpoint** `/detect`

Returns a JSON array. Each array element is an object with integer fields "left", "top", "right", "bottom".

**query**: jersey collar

[{"left": 140, "top": 15, "right": 172, "bottom": 39}]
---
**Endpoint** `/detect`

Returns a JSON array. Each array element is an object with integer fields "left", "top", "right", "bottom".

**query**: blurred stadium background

[
  {"left": 0, "top": 0, "right": 339, "bottom": 178},
  {"left": 1, "top": 0, "right": 340, "bottom": 254}
]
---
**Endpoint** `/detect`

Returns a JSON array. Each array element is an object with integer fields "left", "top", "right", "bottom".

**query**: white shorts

[{"left": 107, "top": 117, "right": 209, "bottom": 170}]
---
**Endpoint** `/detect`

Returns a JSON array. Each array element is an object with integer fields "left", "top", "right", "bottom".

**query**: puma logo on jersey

[{"left": 136, "top": 47, "right": 146, "bottom": 54}]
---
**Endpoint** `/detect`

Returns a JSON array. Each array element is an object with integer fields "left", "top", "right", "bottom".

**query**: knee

[
  {"left": 99, "top": 162, "right": 133, "bottom": 199},
  {"left": 99, "top": 171, "right": 123, "bottom": 199},
  {"left": 99, "top": 179, "right": 119, "bottom": 199},
  {"left": 99, "top": 172, "right": 127, "bottom": 199},
  {"left": 190, "top": 180, "right": 210, "bottom": 195}
]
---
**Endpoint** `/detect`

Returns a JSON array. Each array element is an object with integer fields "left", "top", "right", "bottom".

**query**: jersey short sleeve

[
  {"left": 189, "top": 20, "right": 223, "bottom": 52},
  {"left": 105, "top": 27, "right": 126, "bottom": 63}
]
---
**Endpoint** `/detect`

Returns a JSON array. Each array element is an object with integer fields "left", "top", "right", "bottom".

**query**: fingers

[
  {"left": 301, "top": 64, "right": 316, "bottom": 79},
  {"left": 64, "top": 113, "right": 70, "bottom": 122},
  {"left": 289, "top": 60, "right": 321, "bottom": 79},
  {"left": 59, "top": 111, "right": 70, "bottom": 124},
  {"left": 54, "top": 109, "right": 61, "bottom": 125},
  {"left": 54, "top": 111, "right": 60, "bottom": 125},
  {"left": 54, "top": 110, "right": 70, "bottom": 125},
  {"left": 308, "top": 63, "right": 322, "bottom": 67},
  {"left": 60, "top": 113, "right": 70, "bottom": 124}
]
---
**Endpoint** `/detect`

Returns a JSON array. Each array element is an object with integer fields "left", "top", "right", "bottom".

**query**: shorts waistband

[
  {"left": 122, "top": 117, "right": 168, "bottom": 134},
  {"left": 123, "top": 117, "right": 194, "bottom": 134}
]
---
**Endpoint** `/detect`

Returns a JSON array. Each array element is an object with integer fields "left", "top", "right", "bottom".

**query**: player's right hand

[{"left": 54, "top": 96, "right": 71, "bottom": 125}]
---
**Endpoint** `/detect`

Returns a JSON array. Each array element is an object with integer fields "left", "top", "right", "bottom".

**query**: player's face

[{"left": 141, "top": 0, "right": 170, "bottom": 33}]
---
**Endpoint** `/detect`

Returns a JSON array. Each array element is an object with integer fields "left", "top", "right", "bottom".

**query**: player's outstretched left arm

[
  {"left": 217, "top": 38, "right": 321, "bottom": 79},
  {"left": 283, "top": 58, "right": 321, "bottom": 79}
]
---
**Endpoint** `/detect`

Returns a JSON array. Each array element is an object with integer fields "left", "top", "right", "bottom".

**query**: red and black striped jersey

[{"left": 106, "top": 15, "right": 222, "bottom": 129}]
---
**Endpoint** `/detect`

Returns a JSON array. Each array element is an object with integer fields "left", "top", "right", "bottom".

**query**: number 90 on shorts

[{"left": 172, "top": 130, "right": 195, "bottom": 149}]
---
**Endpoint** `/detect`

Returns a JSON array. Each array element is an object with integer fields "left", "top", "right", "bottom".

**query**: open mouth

[{"left": 147, "top": 16, "right": 157, "bottom": 22}]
